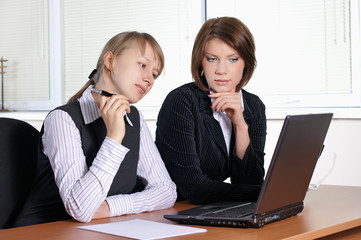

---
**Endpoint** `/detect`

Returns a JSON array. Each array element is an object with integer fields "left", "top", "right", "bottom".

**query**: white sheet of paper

[{"left": 77, "top": 219, "right": 207, "bottom": 239}]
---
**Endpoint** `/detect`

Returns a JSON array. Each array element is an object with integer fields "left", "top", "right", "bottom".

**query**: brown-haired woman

[
  {"left": 155, "top": 17, "right": 266, "bottom": 204},
  {"left": 13, "top": 31, "right": 176, "bottom": 227}
]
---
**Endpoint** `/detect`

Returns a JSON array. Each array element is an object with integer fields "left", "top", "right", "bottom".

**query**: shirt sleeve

[
  {"left": 43, "top": 110, "right": 130, "bottom": 222},
  {"left": 230, "top": 95, "right": 266, "bottom": 184},
  {"left": 105, "top": 112, "right": 177, "bottom": 217}
]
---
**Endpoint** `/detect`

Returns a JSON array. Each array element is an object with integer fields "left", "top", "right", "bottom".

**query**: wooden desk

[{"left": 1, "top": 185, "right": 361, "bottom": 240}]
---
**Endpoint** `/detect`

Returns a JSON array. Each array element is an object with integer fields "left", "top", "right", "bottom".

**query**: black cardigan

[{"left": 155, "top": 82, "right": 266, "bottom": 204}]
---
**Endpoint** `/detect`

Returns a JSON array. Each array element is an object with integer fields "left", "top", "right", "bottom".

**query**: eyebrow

[
  {"left": 205, "top": 52, "right": 240, "bottom": 58},
  {"left": 142, "top": 56, "right": 151, "bottom": 62},
  {"left": 142, "top": 56, "right": 160, "bottom": 73}
]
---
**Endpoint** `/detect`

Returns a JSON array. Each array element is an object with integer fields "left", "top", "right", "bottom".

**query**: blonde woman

[{"left": 14, "top": 32, "right": 176, "bottom": 227}]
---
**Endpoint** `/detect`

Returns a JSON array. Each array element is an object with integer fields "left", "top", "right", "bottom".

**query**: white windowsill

[{"left": 0, "top": 106, "right": 360, "bottom": 122}]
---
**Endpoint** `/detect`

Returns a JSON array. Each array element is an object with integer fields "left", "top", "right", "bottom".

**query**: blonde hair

[{"left": 67, "top": 31, "right": 164, "bottom": 103}]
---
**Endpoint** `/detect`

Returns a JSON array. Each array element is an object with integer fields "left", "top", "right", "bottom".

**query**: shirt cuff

[
  {"left": 91, "top": 137, "right": 130, "bottom": 176},
  {"left": 106, "top": 194, "right": 133, "bottom": 217}
]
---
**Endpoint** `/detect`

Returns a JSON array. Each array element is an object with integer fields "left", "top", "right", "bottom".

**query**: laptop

[{"left": 164, "top": 113, "right": 333, "bottom": 228}]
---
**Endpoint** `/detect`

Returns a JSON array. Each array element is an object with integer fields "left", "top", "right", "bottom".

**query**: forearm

[
  {"left": 230, "top": 145, "right": 265, "bottom": 184},
  {"left": 233, "top": 120, "right": 250, "bottom": 159},
  {"left": 232, "top": 95, "right": 267, "bottom": 184},
  {"left": 105, "top": 114, "right": 177, "bottom": 217},
  {"left": 92, "top": 201, "right": 110, "bottom": 219},
  {"left": 231, "top": 126, "right": 266, "bottom": 184},
  {"left": 59, "top": 138, "right": 128, "bottom": 222},
  {"left": 175, "top": 170, "right": 261, "bottom": 204},
  {"left": 44, "top": 111, "right": 129, "bottom": 222},
  {"left": 107, "top": 181, "right": 176, "bottom": 216}
]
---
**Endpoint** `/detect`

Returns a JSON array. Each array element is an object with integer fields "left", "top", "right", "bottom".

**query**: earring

[{"left": 200, "top": 70, "right": 204, "bottom": 78}]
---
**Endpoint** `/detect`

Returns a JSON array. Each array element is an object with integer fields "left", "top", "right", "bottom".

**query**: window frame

[
  {"left": 205, "top": 0, "right": 361, "bottom": 113},
  {"left": 5, "top": 0, "right": 360, "bottom": 118},
  {"left": 3, "top": 0, "right": 63, "bottom": 111},
  {"left": 259, "top": 0, "right": 361, "bottom": 110},
  {"left": 261, "top": 0, "right": 361, "bottom": 118}
]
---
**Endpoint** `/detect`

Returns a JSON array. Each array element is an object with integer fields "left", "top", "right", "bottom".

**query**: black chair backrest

[{"left": 0, "top": 117, "right": 39, "bottom": 229}]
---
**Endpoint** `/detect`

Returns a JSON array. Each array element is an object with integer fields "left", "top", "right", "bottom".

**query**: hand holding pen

[{"left": 92, "top": 88, "right": 130, "bottom": 144}]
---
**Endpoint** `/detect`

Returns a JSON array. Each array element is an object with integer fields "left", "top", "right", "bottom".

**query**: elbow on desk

[
  {"left": 147, "top": 181, "right": 178, "bottom": 210},
  {"left": 180, "top": 185, "right": 222, "bottom": 205},
  {"left": 136, "top": 181, "right": 177, "bottom": 212},
  {"left": 182, "top": 191, "right": 211, "bottom": 205},
  {"left": 187, "top": 198, "right": 209, "bottom": 205},
  {"left": 74, "top": 216, "right": 92, "bottom": 223},
  {"left": 67, "top": 210, "right": 92, "bottom": 223},
  {"left": 164, "top": 182, "right": 178, "bottom": 208},
  {"left": 64, "top": 203, "right": 93, "bottom": 223},
  {"left": 64, "top": 182, "right": 177, "bottom": 222}
]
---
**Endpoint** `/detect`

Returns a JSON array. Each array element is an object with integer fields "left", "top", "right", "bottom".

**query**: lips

[
  {"left": 135, "top": 84, "right": 146, "bottom": 94},
  {"left": 215, "top": 79, "right": 230, "bottom": 85}
]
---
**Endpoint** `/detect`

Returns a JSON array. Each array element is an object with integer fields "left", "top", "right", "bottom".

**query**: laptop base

[{"left": 164, "top": 202, "right": 304, "bottom": 228}]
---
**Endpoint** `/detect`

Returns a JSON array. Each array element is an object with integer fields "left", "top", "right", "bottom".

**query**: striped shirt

[{"left": 42, "top": 86, "right": 176, "bottom": 222}]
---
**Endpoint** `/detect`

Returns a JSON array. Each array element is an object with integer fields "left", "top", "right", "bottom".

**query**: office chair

[{"left": 0, "top": 118, "right": 39, "bottom": 229}]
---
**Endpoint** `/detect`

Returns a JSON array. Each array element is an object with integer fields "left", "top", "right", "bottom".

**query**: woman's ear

[{"left": 103, "top": 51, "right": 114, "bottom": 71}]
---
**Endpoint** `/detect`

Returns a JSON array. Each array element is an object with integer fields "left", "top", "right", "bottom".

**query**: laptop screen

[{"left": 254, "top": 113, "right": 333, "bottom": 215}]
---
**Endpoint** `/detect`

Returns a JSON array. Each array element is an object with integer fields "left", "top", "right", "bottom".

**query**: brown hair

[
  {"left": 67, "top": 31, "right": 164, "bottom": 103},
  {"left": 191, "top": 17, "right": 256, "bottom": 92}
]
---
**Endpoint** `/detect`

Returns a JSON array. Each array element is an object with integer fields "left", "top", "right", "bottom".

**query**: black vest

[{"left": 13, "top": 101, "right": 141, "bottom": 227}]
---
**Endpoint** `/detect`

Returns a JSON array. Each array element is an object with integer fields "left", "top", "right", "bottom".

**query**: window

[
  {"left": 1, "top": 0, "right": 360, "bottom": 114},
  {"left": 0, "top": 0, "right": 62, "bottom": 111},
  {"left": 1, "top": 0, "right": 203, "bottom": 112},
  {"left": 1, "top": 0, "right": 51, "bottom": 110},
  {"left": 206, "top": 0, "right": 361, "bottom": 110},
  {"left": 63, "top": 0, "right": 202, "bottom": 117}
]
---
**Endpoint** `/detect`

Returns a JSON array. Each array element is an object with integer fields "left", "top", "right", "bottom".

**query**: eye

[
  {"left": 230, "top": 57, "right": 239, "bottom": 63},
  {"left": 206, "top": 57, "right": 216, "bottom": 62},
  {"left": 139, "top": 63, "right": 146, "bottom": 68},
  {"left": 152, "top": 73, "right": 158, "bottom": 78}
]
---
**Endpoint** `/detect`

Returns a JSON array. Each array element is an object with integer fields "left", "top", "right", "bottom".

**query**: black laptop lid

[{"left": 254, "top": 113, "right": 333, "bottom": 215}]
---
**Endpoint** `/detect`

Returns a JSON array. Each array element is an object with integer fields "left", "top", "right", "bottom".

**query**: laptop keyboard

[{"left": 202, "top": 202, "right": 256, "bottom": 218}]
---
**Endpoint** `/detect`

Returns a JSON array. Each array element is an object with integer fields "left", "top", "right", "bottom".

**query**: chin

[
  {"left": 129, "top": 96, "right": 143, "bottom": 104},
  {"left": 212, "top": 88, "right": 234, "bottom": 93}
]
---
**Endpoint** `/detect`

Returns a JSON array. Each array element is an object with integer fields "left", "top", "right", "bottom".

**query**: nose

[
  {"left": 143, "top": 71, "right": 154, "bottom": 86},
  {"left": 215, "top": 60, "right": 227, "bottom": 74},
  {"left": 144, "top": 78, "right": 151, "bottom": 85}
]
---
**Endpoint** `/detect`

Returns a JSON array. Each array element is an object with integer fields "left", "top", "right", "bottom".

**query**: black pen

[{"left": 91, "top": 88, "right": 115, "bottom": 97}]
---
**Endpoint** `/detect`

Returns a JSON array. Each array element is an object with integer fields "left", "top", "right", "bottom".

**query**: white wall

[
  {"left": 147, "top": 118, "right": 361, "bottom": 187},
  {"left": 2, "top": 112, "right": 360, "bottom": 187},
  {"left": 266, "top": 118, "right": 361, "bottom": 187}
]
